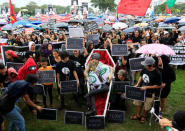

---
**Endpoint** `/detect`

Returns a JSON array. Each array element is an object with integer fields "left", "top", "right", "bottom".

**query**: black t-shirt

[
  {"left": 56, "top": 60, "right": 76, "bottom": 81},
  {"left": 70, "top": 54, "right": 86, "bottom": 76},
  {"left": 0, "top": 71, "right": 10, "bottom": 88},
  {"left": 141, "top": 68, "right": 162, "bottom": 97},
  {"left": 132, "top": 36, "right": 142, "bottom": 43}
]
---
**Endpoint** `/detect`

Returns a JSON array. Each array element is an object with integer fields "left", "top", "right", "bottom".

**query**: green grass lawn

[{"left": 4, "top": 70, "right": 185, "bottom": 131}]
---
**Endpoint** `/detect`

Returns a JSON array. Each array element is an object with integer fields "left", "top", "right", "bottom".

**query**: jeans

[{"left": 4, "top": 105, "right": 25, "bottom": 131}]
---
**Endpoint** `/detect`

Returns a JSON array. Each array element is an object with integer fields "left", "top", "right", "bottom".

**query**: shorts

[
  {"left": 160, "top": 86, "right": 171, "bottom": 98},
  {"left": 133, "top": 94, "right": 155, "bottom": 111}
]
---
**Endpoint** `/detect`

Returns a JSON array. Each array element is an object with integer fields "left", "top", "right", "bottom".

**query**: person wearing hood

[
  {"left": 8, "top": 67, "right": 18, "bottom": 83},
  {"left": 28, "top": 41, "right": 40, "bottom": 64}
]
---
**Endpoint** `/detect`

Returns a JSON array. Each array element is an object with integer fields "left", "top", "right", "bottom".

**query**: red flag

[
  {"left": 117, "top": 0, "right": 152, "bottom": 16},
  {"left": 165, "top": 5, "right": 171, "bottom": 14},
  {"left": 9, "top": 0, "right": 17, "bottom": 24}
]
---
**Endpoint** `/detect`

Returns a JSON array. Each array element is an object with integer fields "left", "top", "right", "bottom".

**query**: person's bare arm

[
  {"left": 121, "top": 56, "right": 127, "bottom": 65},
  {"left": 56, "top": 73, "right": 61, "bottom": 88},
  {"left": 135, "top": 76, "right": 142, "bottom": 87},
  {"left": 84, "top": 64, "right": 90, "bottom": 80},
  {"left": 107, "top": 66, "right": 115, "bottom": 83},
  {"left": 22, "top": 94, "right": 42, "bottom": 112},
  {"left": 141, "top": 85, "right": 161, "bottom": 90},
  {"left": 73, "top": 71, "right": 80, "bottom": 86},
  {"left": 83, "top": 47, "right": 88, "bottom": 57}
]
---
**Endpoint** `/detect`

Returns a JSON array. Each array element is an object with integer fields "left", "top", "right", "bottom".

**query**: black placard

[
  {"left": 37, "top": 108, "right": 57, "bottom": 121},
  {"left": 37, "top": 70, "right": 56, "bottom": 84},
  {"left": 106, "top": 110, "right": 125, "bottom": 124},
  {"left": 112, "top": 81, "right": 130, "bottom": 92},
  {"left": 111, "top": 44, "right": 128, "bottom": 56},
  {"left": 84, "top": 21, "right": 98, "bottom": 31},
  {"left": 85, "top": 116, "right": 105, "bottom": 130},
  {"left": 129, "top": 58, "right": 145, "bottom": 71},
  {"left": 6, "top": 62, "right": 24, "bottom": 72},
  {"left": 169, "top": 46, "right": 185, "bottom": 65},
  {"left": 64, "top": 111, "right": 84, "bottom": 125},
  {"left": 52, "top": 42, "right": 65, "bottom": 50},
  {"left": 33, "top": 84, "right": 45, "bottom": 96},
  {"left": 67, "top": 38, "right": 83, "bottom": 50},
  {"left": 1, "top": 45, "right": 41, "bottom": 65},
  {"left": 60, "top": 80, "right": 78, "bottom": 94},
  {"left": 69, "top": 28, "right": 84, "bottom": 38},
  {"left": 86, "top": 34, "right": 99, "bottom": 45},
  {"left": 125, "top": 86, "right": 146, "bottom": 102}
]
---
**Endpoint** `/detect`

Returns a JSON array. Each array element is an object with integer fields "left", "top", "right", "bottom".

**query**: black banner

[
  {"left": 125, "top": 86, "right": 146, "bottom": 102},
  {"left": 129, "top": 58, "right": 145, "bottom": 71},
  {"left": 37, "top": 108, "right": 57, "bottom": 121},
  {"left": 37, "top": 70, "right": 56, "bottom": 84},
  {"left": 111, "top": 44, "right": 128, "bottom": 56},
  {"left": 60, "top": 80, "right": 78, "bottom": 94},
  {"left": 64, "top": 111, "right": 84, "bottom": 125}
]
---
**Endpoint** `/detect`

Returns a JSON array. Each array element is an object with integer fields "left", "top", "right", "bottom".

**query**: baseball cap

[
  {"left": 172, "top": 110, "right": 185, "bottom": 131},
  {"left": 141, "top": 57, "right": 155, "bottom": 66},
  {"left": 164, "top": 31, "right": 169, "bottom": 35},
  {"left": 91, "top": 53, "right": 100, "bottom": 61},
  {"left": 117, "top": 69, "right": 127, "bottom": 77}
]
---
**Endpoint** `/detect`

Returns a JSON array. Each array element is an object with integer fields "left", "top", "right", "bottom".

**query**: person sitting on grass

[{"left": 38, "top": 57, "right": 54, "bottom": 108}]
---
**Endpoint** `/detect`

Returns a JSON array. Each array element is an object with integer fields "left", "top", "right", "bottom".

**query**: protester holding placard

[
  {"left": 38, "top": 57, "right": 54, "bottom": 108},
  {"left": 131, "top": 57, "right": 162, "bottom": 123},
  {"left": 56, "top": 51, "right": 79, "bottom": 110}
]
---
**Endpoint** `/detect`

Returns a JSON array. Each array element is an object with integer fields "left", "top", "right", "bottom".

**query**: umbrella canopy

[
  {"left": 31, "top": 21, "right": 42, "bottom": 25},
  {"left": 113, "top": 22, "right": 128, "bottom": 29},
  {"left": 0, "top": 19, "right": 7, "bottom": 25},
  {"left": 68, "top": 19, "right": 83, "bottom": 24},
  {"left": 178, "top": 22, "right": 185, "bottom": 28},
  {"left": 164, "top": 17, "right": 180, "bottom": 24},
  {"left": 123, "top": 26, "right": 142, "bottom": 34},
  {"left": 136, "top": 43, "right": 176, "bottom": 55},
  {"left": 2, "top": 24, "right": 13, "bottom": 31},
  {"left": 13, "top": 20, "right": 31, "bottom": 27},
  {"left": 178, "top": 26, "right": 185, "bottom": 32},
  {"left": 102, "top": 24, "right": 113, "bottom": 32},
  {"left": 55, "top": 22, "right": 68, "bottom": 28},
  {"left": 134, "top": 23, "right": 148, "bottom": 27},
  {"left": 179, "top": 18, "right": 185, "bottom": 23},
  {"left": 158, "top": 24, "right": 176, "bottom": 29}
]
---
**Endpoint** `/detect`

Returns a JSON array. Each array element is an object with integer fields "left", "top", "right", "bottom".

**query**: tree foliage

[
  {"left": 154, "top": 2, "right": 185, "bottom": 14},
  {"left": 91, "top": 0, "right": 116, "bottom": 12}
]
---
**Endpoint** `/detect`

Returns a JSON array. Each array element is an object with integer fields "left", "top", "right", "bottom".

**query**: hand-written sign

[
  {"left": 112, "top": 81, "right": 130, "bottom": 92},
  {"left": 60, "top": 80, "right": 78, "bottom": 94},
  {"left": 33, "top": 84, "right": 46, "bottom": 96},
  {"left": 111, "top": 44, "right": 128, "bottom": 56},
  {"left": 86, "top": 34, "right": 99, "bottom": 45},
  {"left": 85, "top": 116, "right": 105, "bottom": 130},
  {"left": 129, "top": 58, "right": 145, "bottom": 71},
  {"left": 125, "top": 86, "right": 146, "bottom": 102},
  {"left": 37, "top": 70, "right": 56, "bottom": 84},
  {"left": 69, "top": 28, "right": 84, "bottom": 38},
  {"left": 67, "top": 38, "right": 83, "bottom": 50},
  {"left": 169, "top": 46, "right": 185, "bottom": 65},
  {"left": 106, "top": 110, "right": 125, "bottom": 124},
  {"left": 64, "top": 111, "right": 84, "bottom": 125},
  {"left": 6, "top": 62, "right": 24, "bottom": 72},
  {"left": 37, "top": 108, "right": 57, "bottom": 121}
]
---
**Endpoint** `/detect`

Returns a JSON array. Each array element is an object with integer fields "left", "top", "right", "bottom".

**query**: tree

[{"left": 91, "top": 0, "right": 116, "bottom": 12}]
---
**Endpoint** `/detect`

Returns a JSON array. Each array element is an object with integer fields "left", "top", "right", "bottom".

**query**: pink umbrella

[{"left": 135, "top": 43, "right": 176, "bottom": 55}]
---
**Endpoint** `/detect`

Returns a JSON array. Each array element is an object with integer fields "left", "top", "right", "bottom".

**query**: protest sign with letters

[
  {"left": 125, "top": 86, "right": 146, "bottom": 102},
  {"left": 112, "top": 81, "right": 130, "bottom": 92},
  {"left": 37, "top": 108, "right": 57, "bottom": 121},
  {"left": 60, "top": 80, "right": 78, "bottom": 94},
  {"left": 33, "top": 84, "right": 46, "bottom": 96},
  {"left": 106, "top": 110, "right": 125, "bottom": 124},
  {"left": 129, "top": 58, "right": 145, "bottom": 71},
  {"left": 85, "top": 116, "right": 105, "bottom": 130},
  {"left": 52, "top": 42, "right": 65, "bottom": 51},
  {"left": 67, "top": 38, "right": 83, "bottom": 50},
  {"left": 84, "top": 21, "right": 98, "bottom": 31},
  {"left": 169, "top": 46, "right": 185, "bottom": 65},
  {"left": 64, "top": 111, "right": 84, "bottom": 125},
  {"left": 6, "top": 62, "right": 24, "bottom": 72},
  {"left": 1, "top": 45, "right": 41, "bottom": 65},
  {"left": 69, "top": 28, "right": 84, "bottom": 38},
  {"left": 111, "top": 44, "right": 128, "bottom": 56},
  {"left": 86, "top": 34, "right": 99, "bottom": 45},
  {"left": 37, "top": 70, "right": 56, "bottom": 84}
]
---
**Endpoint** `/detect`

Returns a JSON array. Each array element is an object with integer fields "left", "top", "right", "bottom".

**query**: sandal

[
  {"left": 140, "top": 116, "right": 146, "bottom": 123},
  {"left": 130, "top": 115, "right": 141, "bottom": 120}
]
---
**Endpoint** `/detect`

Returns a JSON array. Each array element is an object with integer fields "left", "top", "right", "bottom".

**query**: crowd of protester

[{"left": 0, "top": 22, "right": 185, "bottom": 131}]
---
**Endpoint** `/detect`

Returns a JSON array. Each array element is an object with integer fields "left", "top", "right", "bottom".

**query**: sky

[
  {"left": 0, "top": 0, "right": 120, "bottom": 7},
  {"left": 0, "top": 0, "right": 184, "bottom": 8}
]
